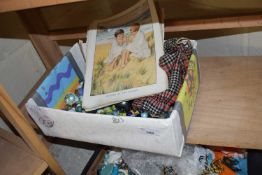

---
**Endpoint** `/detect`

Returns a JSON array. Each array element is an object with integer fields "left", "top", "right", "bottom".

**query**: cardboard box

[{"left": 26, "top": 41, "right": 199, "bottom": 156}]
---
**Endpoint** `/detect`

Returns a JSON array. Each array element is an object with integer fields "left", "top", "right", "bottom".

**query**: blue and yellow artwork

[{"left": 35, "top": 56, "right": 81, "bottom": 109}]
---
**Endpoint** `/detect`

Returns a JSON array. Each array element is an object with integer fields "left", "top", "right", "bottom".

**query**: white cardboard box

[{"left": 26, "top": 41, "right": 199, "bottom": 156}]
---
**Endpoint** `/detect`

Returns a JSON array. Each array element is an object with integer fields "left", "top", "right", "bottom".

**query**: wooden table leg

[{"left": 0, "top": 85, "right": 65, "bottom": 175}]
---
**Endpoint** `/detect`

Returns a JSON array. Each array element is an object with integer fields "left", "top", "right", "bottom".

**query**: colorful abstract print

[
  {"left": 36, "top": 56, "right": 80, "bottom": 109},
  {"left": 199, "top": 148, "right": 247, "bottom": 175}
]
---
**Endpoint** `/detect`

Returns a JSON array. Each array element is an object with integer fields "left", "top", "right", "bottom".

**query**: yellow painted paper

[{"left": 177, "top": 54, "right": 199, "bottom": 129}]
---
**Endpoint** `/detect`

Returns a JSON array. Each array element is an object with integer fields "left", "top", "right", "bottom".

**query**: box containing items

[
  {"left": 26, "top": 39, "right": 199, "bottom": 157},
  {"left": 26, "top": 0, "right": 199, "bottom": 156}
]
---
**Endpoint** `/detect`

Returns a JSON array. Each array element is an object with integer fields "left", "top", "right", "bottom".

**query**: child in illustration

[
  {"left": 103, "top": 29, "right": 127, "bottom": 70},
  {"left": 120, "top": 23, "right": 151, "bottom": 67}
]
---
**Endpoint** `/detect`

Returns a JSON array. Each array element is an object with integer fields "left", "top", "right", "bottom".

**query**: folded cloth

[{"left": 132, "top": 38, "right": 193, "bottom": 116}]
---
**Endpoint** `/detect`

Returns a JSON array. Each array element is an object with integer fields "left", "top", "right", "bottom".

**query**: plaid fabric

[{"left": 132, "top": 38, "right": 193, "bottom": 116}]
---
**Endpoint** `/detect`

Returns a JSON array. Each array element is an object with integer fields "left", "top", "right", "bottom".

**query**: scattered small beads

[
  {"left": 63, "top": 81, "right": 84, "bottom": 112},
  {"left": 95, "top": 102, "right": 151, "bottom": 118},
  {"left": 63, "top": 81, "right": 165, "bottom": 118}
]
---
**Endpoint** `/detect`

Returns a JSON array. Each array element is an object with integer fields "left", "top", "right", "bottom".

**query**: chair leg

[{"left": 0, "top": 85, "right": 65, "bottom": 175}]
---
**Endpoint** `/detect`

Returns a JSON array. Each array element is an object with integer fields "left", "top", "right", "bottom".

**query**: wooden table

[{"left": 187, "top": 56, "right": 262, "bottom": 149}]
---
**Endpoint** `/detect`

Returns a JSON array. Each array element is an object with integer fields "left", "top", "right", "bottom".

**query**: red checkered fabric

[{"left": 132, "top": 38, "right": 193, "bottom": 116}]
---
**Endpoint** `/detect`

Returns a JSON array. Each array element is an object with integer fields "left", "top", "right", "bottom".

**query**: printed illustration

[
  {"left": 91, "top": 8, "right": 156, "bottom": 96},
  {"left": 83, "top": 0, "right": 166, "bottom": 110},
  {"left": 177, "top": 55, "right": 199, "bottom": 129}
]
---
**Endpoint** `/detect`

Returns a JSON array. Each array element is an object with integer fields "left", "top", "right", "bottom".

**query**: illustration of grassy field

[{"left": 91, "top": 31, "right": 156, "bottom": 95}]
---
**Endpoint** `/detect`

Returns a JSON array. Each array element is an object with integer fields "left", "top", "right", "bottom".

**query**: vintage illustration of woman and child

[{"left": 103, "top": 23, "right": 151, "bottom": 70}]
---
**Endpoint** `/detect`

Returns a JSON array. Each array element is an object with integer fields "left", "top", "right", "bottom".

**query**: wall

[
  {"left": 197, "top": 31, "right": 262, "bottom": 57},
  {"left": 0, "top": 38, "right": 45, "bottom": 104},
  {"left": 0, "top": 39, "right": 46, "bottom": 131}
]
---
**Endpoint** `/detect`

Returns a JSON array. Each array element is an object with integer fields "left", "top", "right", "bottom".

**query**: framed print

[{"left": 83, "top": 0, "right": 167, "bottom": 110}]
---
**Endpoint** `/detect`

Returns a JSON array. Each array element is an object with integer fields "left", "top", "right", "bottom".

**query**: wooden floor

[{"left": 187, "top": 56, "right": 262, "bottom": 149}]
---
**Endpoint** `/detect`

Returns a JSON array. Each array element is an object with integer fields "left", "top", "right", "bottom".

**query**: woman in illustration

[
  {"left": 120, "top": 23, "right": 151, "bottom": 67},
  {"left": 103, "top": 29, "right": 127, "bottom": 70}
]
